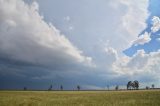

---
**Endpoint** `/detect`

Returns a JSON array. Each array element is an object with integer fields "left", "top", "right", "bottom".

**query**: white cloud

[
  {"left": 0, "top": 0, "right": 93, "bottom": 70},
  {"left": 120, "top": 0, "right": 149, "bottom": 36},
  {"left": 69, "top": 26, "right": 74, "bottom": 30},
  {"left": 1, "top": 0, "right": 156, "bottom": 88},
  {"left": 126, "top": 15, "right": 160, "bottom": 47},
  {"left": 108, "top": 0, "right": 149, "bottom": 51},
  {"left": 64, "top": 16, "right": 71, "bottom": 22},
  {"left": 132, "top": 32, "right": 151, "bottom": 46},
  {"left": 151, "top": 16, "right": 160, "bottom": 33},
  {"left": 157, "top": 38, "right": 160, "bottom": 41},
  {"left": 102, "top": 0, "right": 150, "bottom": 74},
  {"left": 114, "top": 9, "right": 160, "bottom": 82},
  {"left": 112, "top": 50, "right": 160, "bottom": 81},
  {"left": 104, "top": 47, "right": 118, "bottom": 64}
]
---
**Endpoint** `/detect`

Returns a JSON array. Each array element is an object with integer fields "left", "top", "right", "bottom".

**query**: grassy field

[{"left": 0, "top": 90, "right": 160, "bottom": 106}]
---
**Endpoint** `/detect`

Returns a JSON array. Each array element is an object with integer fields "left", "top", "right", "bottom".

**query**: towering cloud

[
  {"left": 0, "top": 0, "right": 92, "bottom": 71},
  {"left": 112, "top": 49, "right": 160, "bottom": 83},
  {"left": 1, "top": 0, "right": 159, "bottom": 89}
]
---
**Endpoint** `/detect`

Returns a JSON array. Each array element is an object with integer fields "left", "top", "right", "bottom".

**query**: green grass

[{"left": 0, "top": 90, "right": 160, "bottom": 106}]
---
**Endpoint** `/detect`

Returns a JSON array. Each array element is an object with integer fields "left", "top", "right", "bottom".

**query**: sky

[{"left": 0, "top": 0, "right": 160, "bottom": 90}]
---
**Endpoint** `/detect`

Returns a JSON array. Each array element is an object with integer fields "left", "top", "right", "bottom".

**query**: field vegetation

[{"left": 0, "top": 90, "right": 160, "bottom": 106}]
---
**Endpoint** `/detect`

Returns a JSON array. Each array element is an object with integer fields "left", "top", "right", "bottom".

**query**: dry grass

[{"left": 0, "top": 90, "right": 160, "bottom": 106}]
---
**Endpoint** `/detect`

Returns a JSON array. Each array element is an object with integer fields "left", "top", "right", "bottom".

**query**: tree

[
  {"left": 115, "top": 85, "right": 119, "bottom": 90},
  {"left": 134, "top": 80, "right": 139, "bottom": 90},
  {"left": 152, "top": 84, "right": 155, "bottom": 89},
  {"left": 127, "top": 80, "right": 139, "bottom": 90},
  {"left": 127, "top": 81, "right": 132, "bottom": 90},
  {"left": 24, "top": 87, "right": 27, "bottom": 91},
  {"left": 107, "top": 85, "right": 109, "bottom": 91},
  {"left": 60, "top": 85, "right": 63, "bottom": 91},
  {"left": 146, "top": 86, "right": 150, "bottom": 90},
  {"left": 77, "top": 85, "right": 80, "bottom": 91},
  {"left": 131, "top": 82, "right": 135, "bottom": 89}
]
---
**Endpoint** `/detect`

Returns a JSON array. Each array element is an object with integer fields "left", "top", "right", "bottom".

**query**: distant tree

[
  {"left": 48, "top": 85, "right": 52, "bottom": 91},
  {"left": 146, "top": 86, "right": 150, "bottom": 90},
  {"left": 77, "top": 85, "right": 80, "bottom": 91},
  {"left": 115, "top": 85, "right": 119, "bottom": 90},
  {"left": 127, "top": 80, "right": 139, "bottom": 90},
  {"left": 134, "top": 80, "right": 139, "bottom": 90},
  {"left": 24, "top": 87, "right": 27, "bottom": 91},
  {"left": 132, "top": 82, "right": 135, "bottom": 89},
  {"left": 152, "top": 84, "right": 155, "bottom": 89},
  {"left": 127, "top": 81, "right": 132, "bottom": 90},
  {"left": 60, "top": 85, "right": 63, "bottom": 91},
  {"left": 107, "top": 85, "right": 109, "bottom": 91}
]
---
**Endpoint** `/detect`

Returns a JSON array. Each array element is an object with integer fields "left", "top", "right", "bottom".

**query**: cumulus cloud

[
  {"left": 120, "top": 0, "right": 149, "bottom": 35},
  {"left": 104, "top": 0, "right": 150, "bottom": 78},
  {"left": 120, "top": 0, "right": 149, "bottom": 43},
  {"left": 108, "top": 1, "right": 160, "bottom": 84},
  {"left": 104, "top": 47, "right": 118, "bottom": 67},
  {"left": 107, "top": 0, "right": 149, "bottom": 52},
  {"left": 0, "top": 0, "right": 93, "bottom": 74},
  {"left": 157, "top": 38, "right": 160, "bottom": 41},
  {"left": 64, "top": 16, "right": 71, "bottom": 22},
  {"left": 130, "top": 16, "right": 160, "bottom": 46},
  {"left": 151, "top": 16, "right": 160, "bottom": 33},
  {"left": 132, "top": 32, "right": 151, "bottom": 46},
  {"left": 112, "top": 50, "right": 160, "bottom": 82},
  {"left": 1, "top": 0, "right": 156, "bottom": 89}
]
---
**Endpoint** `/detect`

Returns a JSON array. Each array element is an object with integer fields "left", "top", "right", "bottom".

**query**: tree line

[
  {"left": 23, "top": 81, "right": 156, "bottom": 91},
  {"left": 48, "top": 85, "right": 81, "bottom": 91}
]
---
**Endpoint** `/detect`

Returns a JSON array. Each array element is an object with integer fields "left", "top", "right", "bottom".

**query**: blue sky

[{"left": 0, "top": 0, "right": 160, "bottom": 90}]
